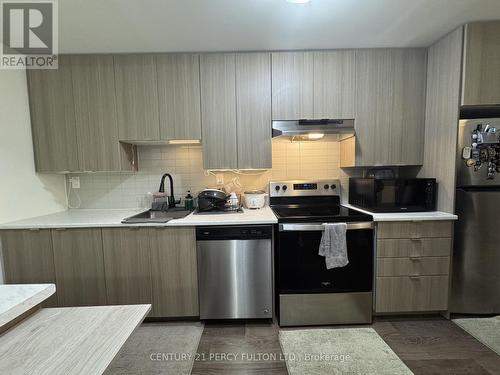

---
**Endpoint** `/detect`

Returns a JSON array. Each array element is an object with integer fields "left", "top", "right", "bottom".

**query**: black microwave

[{"left": 349, "top": 178, "right": 437, "bottom": 212}]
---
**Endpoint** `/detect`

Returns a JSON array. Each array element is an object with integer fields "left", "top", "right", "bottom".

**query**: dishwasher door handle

[{"left": 279, "top": 222, "right": 374, "bottom": 232}]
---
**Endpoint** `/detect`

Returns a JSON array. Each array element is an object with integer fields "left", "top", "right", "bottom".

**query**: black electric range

[{"left": 269, "top": 180, "right": 374, "bottom": 327}]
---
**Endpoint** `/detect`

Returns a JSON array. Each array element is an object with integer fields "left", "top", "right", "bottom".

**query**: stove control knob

[
  {"left": 324, "top": 184, "right": 329, "bottom": 190},
  {"left": 282, "top": 185, "right": 288, "bottom": 191},
  {"left": 275, "top": 185, "right": 280, "bottom": 191},
  {"left": 330, "top": 184, "right": 337, "bottom": 190}
]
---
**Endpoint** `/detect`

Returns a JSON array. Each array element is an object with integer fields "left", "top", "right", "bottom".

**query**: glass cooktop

[{"left": 271, "top": 205, "right": 372, "bottom": 223}]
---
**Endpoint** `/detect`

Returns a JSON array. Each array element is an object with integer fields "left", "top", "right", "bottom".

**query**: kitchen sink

[{"left": 121, "top": 208, "right": 191, "bottom": 224}]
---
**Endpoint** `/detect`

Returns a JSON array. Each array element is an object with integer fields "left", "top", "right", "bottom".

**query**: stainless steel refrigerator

[{"left": 451, "top": 115, "right": 500, "bottom": 314}]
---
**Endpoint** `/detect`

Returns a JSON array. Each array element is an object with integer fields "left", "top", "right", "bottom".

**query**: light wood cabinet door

[
  {"left": 52, "top": 228, "right": 107, "bottom": 307},
  {"left": 462, "top": 21, "right": 500, "bottom": 106},
  {"left": 70, "top": 55, "right": 122, "bottom": 171},
  {"left": 271, "top": 52, "right": 314, "bottom": 120},
  {"left": 377, "top": 221, "right": 453, "bottom": 239},
  {"left": 355, "top": 49, "right": 426, "bottom": 166},
  {"left": 236, "top": 53, "right": 272, "bottom": 169},
  {"left": 376, "top": 275, "right": 449, "bottom": 312},
  {"left": 27, "top": 56, "right": 78, "bottom": 172},
  {"left": 102, "top": 228, "right": 154, "bottom": 308},
  {"left": 0, "top": 230, "right": 57, "bottom": 306},
  {"left": 200, "top": 54, "right": 238, "bottom": 169},
  {"left": 157, "top": 54, "right": 202, "bottom": 140},
  {"left": 150, "top": 227, "right": 199, "bottom": 317},
  {"left": 313, "top": 50, "right": 356, "bottom": 119},
  {"left": 114, "top": 55, "right": 160, "bottom": 141}
]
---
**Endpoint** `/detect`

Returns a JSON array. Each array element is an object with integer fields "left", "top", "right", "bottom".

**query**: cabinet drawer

[
  {"left": 375, "top": 275, "right": 449, "bottom": 313},
  {"left": 377, "top": 238, "right": 452, "bottom": 258},
  {"left": 377, "top": 257, "right": 450, "bottom": 277},
  {"left": 377, "top": 221, "right": 452, "bottom": 239}
]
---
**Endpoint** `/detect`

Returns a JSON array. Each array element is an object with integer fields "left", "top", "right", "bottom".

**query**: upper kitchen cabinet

[
  {"left": 70, "top": 55, "right": 124, "bottom": 171},
  {"left": 27, "top": 56, "right": 79, "bottom": 172},
  {"left": 348, "top": 48, "right": 427, "bottom": 167},
  {"left": 313, "top": 51, "right": 356, "bottom": 119},
  {"left": 462, "top": 21, "right": 500, "bottom": 106},
  {"left": 200, "top": 54, "right": 238, "bottom": 169},
  {"left": 271, "top": 52, "right": 314, "bottom": 120},
  {"left": 114, "top": 55, "right": 160, "bottom": 141},
  {"left": 236, "top": 53, "right": 272, "bottom": 169},
  {"left": 156, "top": 54, "right": 202, "bottom": 140}
]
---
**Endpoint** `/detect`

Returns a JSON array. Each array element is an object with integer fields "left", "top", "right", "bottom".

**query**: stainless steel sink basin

[{"left": 122, "top": 208, "right": 191, "bottom": 224}]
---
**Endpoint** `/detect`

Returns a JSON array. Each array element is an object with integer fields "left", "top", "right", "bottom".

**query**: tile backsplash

[{"left": 67, "top": 139, "right": 347, "bottom": 209}]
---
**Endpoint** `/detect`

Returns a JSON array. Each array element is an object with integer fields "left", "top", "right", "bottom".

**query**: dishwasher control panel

[{"left": 196, "top": 225, "right": 273, "bottom": 240}]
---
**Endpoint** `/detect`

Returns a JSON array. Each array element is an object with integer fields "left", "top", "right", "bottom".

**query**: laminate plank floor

[{"left": 191, "top": 316, "right": 500, "bottom": 375}]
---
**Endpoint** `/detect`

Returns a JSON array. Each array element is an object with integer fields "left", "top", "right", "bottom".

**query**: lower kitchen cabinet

[
  {"left": 0, "top": 229, "right": 57, "bottom": 306},
  {"left": 101, "top": 228, "right": 154, "bottom": 307},
  {"left": 375, "top": 275, "right": 449, "bottom": 312},
  {"left": 150, "top": 227, "right": 199, "bottom": 317},
  {"left": 1, "top": 227, "right": 199, "bottom": 317},
  {"left": 51, "top": 228, "right": 107, "bottom": 307},
  {"left": 375, "top": 221, "right": 453, "bottom": 313}
]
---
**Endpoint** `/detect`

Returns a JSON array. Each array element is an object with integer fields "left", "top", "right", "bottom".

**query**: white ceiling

[{"left": 60, "top": 0, "right": 500, "bottom": 53}]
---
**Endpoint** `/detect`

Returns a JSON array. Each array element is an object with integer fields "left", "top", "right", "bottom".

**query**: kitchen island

[{"left": 0, "top": 284, "right": 150, "bottom": 375}]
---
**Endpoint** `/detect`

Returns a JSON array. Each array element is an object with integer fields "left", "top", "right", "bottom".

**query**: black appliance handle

[{"left": 279, "top": 222, "right": 373, "bottom": 232}]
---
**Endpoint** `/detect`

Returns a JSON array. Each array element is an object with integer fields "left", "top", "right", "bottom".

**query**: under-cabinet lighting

[
  {"left": 286, "top": 0, "right": 311, "bottom": 3},
  {"left": 167, "top": 140, "right": 201, "bottom": 145},
  {"left": 307, "top": 133, "right": 324, "bottom": 140}
]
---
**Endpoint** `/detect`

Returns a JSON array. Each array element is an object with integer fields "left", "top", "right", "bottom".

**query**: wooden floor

[{"left": 192, "top": 316, "right": 500, "bottom": 375}]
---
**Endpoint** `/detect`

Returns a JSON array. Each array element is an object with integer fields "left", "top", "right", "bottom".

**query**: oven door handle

[{"left": 279, "top": 222, "right": 374, "bottom": 231}]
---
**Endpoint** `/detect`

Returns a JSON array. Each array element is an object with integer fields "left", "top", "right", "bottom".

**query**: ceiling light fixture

[{"left": 286, "top": 0, "right": 311, "bottom": 4}]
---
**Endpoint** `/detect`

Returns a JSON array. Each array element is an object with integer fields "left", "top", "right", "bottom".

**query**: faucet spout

[{"left": 159, "top": 173, "right": 175, "bottom": 208}]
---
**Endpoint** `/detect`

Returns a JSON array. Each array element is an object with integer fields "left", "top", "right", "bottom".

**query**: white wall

[{"left": 0, "top": 69, "right": 67, "bottom": 281}]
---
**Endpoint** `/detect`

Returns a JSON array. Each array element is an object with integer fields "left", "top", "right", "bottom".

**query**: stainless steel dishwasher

[{"left": 196, "top": 225, "right": 273, "bottom": 320}]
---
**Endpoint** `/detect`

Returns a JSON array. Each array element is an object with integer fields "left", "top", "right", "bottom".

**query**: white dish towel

[{"left": 318, "top": 223, "right": 349, "bottom": 269}]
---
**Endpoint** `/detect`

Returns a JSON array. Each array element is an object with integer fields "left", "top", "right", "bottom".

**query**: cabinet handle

[
  {"left": 54, "top": 228, "right": 67, "bottom": 231},
  {"left": 409, "top": 256, "right": 421, "bottom": 261},
  {"left": 409, "top": 275, "right": 421, "bottom": 280}
]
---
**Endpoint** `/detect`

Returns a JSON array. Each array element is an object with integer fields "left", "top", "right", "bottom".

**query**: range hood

[{"left": 272, "top": 119, "right": 355, "bottom": 139}]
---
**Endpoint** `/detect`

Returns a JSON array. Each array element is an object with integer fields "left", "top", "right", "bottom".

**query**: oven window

[{"left": 277, "top": 229, "right": 373, "bottom": 294}]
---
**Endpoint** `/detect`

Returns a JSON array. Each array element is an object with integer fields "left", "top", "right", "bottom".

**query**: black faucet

[{"left": 158, "top": 173, "right": 176, "bottom": 208}]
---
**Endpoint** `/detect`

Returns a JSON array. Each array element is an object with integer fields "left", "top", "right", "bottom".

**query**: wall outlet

[
  {"left": 215, "top": 174, "right": 224, "bottom": 185},
  {"left": 70, "top": 177, "right": 80, "bottom": 189}
]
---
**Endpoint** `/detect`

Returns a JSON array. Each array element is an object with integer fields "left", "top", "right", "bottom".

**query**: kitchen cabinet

[
  {"left": 51, "top": 228, "right": 107, "bottom": 307},
  {"left": 462, "top": 21, "right": 500, "bottom": 106},
  {"left": 200, "top": 53, "right": 273, "bottom": 170},
  {"left": 114, "top": 55, "right": 160, "bottom": 141},
  {"left": 27, "top": 55, "right": 136, "bottom": 172},
  {"left": 375, "top": 221, "right": 452, "bottom": 313},
  {"left": 27, "top": 56, "right": 79, "bottom": 172},
  {"left": 70, "top": 55, "right": 134, "bottom": 172},
  {"left": 313, "top": 50, "right": 356, "bottom": 119},
  {"left": 150, "top": 227, "right": 199, "bottom": 317},
  {"left": 102, "top": 228, "right": 154, "bottom": 307},
  {"left": 236, "top": 53, "right": 272, "bottom": 169},
  {"left": 157, "top": 54, "right": 202, "bottom": 140},
  {"left": 200, "top": 54, "right": 238, "bottom": 169},
  {"left": 271, "top": 52, "right": 314, "bottom": 120},
  {"left": 0, "top": 230, "right": 57, "bottom": 306},
  {"left": 349, "top": 49, "right": 427, "bottom": 167}
]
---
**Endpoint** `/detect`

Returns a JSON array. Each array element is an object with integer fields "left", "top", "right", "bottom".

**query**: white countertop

[
  {"left": 343, "top": 203, "right": 458, "bottom": 221},
  {"left": 0, "top": 284, "right": 56, "bottom": 332},
  {"left": 0, "top": 206, "right": 278, "bottom": 229}
]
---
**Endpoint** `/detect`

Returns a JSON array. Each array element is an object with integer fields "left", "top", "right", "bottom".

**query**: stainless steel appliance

[
  {"left": 196, "top": 225, "right": 273, "bottom": 319},
  {"left": 349, "top": 178, "right": 437, "bottom": 212},
  {"left": 451, "top": 114, "right": 500, "bottom": 314},
  {"left": 270, "top": 180, "right": 374, "bottom": 326},
  {"left": 272, "top": 119, "right": 355, "bottom": 139}
]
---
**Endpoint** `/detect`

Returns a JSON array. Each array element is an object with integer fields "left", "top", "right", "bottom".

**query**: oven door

[{"left": 276, "top": 222, "right": 374, "bottom": 294}]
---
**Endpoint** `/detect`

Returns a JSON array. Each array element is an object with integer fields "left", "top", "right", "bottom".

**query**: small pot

[{"left": 244, "top": 190, "right": 267, "bottom": 209}]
